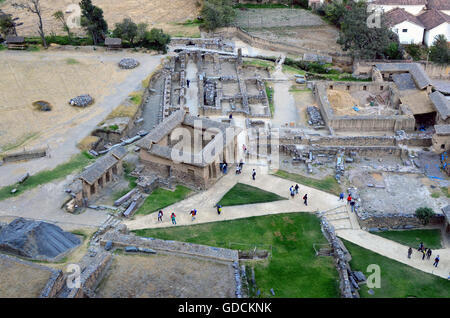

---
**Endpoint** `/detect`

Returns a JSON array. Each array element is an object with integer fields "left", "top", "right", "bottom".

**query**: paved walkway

[
  {"left": 125, "top": 164, "right": 339, "bottom": 230},
  {"left": 127, "top": 163, "right": 450, "bottom": 280},
  {"left": 337, "top": 228, "right": 450, "bottom": 279}
]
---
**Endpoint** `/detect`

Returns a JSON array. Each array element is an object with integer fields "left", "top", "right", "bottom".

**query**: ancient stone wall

[
  {"left": 101, "top": 231, "right": 239, "bottom": 263},
  {"left": 319, "top": 217, "right": 357, "bottom": 298},
  {"left": 313, "top": 82, "right": 416, "bottom": 132},
  {"left": 212, "top": 27, "right": 352, "bottom": 65},
  {"left": 40, "top": 270, "right": 65, "bottom": 298},
  {"left": 1, "top": 148, "right": 47, "bottom": 163}
]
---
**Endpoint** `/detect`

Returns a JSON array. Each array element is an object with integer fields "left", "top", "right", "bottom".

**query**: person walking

[
  {"left": 171, "top": 212, "right": 176, "bottom": 225},
  {"left": 350, "top": 200, "right": 356, "bottom": 213},
  {"left": 252, "top": 169, "right": 256, "bottom": 180},
  {"left": 295, "top": 184, "right": 299, "bottom": 195},
  {"left": 290, "top": 186, "right": 295, "bottom": 199},
  {"left": 427, "top": 248, "right": 432, "bottom": 260},
  {"left": 216, "top": 204, "right": 222, "bottom": 215},
  {"left": 190, "top": 209, "right": 197, "bottom": 221},
  {"left": 223, "top": 163, "right": 228, "bottom": 174},
  {"left": 433, "top": 255, "right": 440, "bottom": 268},
  {"left": 422, "top": 248, "right": 427, "bottom": 260},
  {"left": 303, "top": 194, "right": 308, "bottom": 206},
  {"left": 339, "top": 192, "right": 345, "bottom": 201},
  {"left": 236, "top": 164, "right": 241, "bottom": 175},
  {"left": 407, "top": 247, "right": 412, "bottom": 259},
  {"left": 186, "top": 79, "right": 190, "bottom": 88},
  {"left": 157, "top": 210, "right": 163, "bottom": 222},
  {"left": 418, "top": 242, "right": 424, "bottom": 252},
  {"left": 347, "top": 194, "right": 352, "bottom": 205}
]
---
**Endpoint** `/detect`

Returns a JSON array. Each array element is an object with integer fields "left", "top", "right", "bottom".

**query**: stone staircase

[{"left": 319, "top": 205, "right": 353, "bottom": 231}]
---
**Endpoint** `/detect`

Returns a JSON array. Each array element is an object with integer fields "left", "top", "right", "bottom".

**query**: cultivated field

[
  {"left": 234, "top": 8, "right": 343, "bottom": 54},
  {"left": 0, "top": 0, "right": 200, "bottom": 37}
]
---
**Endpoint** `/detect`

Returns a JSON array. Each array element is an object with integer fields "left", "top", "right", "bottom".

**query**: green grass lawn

[
  {"left": 134, "top": 185, "right": 192, "bottom": 215},
  {"left": 0, "top": 151, "right": 95, "bottom": 201},
  {"left": 217, "top": 183, "right": 286, "bottom": 207},
  {"left": 134, "top": 213, "right": 340, "bottom": 297},
  {"left": 342, "top": 239, "right": 450, "bottom": 298},
  {"left": 264, "top": 82, "right": 274, "bottom": 116},
  {"left": 273, "top": 170, "right": 341, "bottom": 196},
  {"left": 370, "top": 229, "right": 442, "bottom": 250}
]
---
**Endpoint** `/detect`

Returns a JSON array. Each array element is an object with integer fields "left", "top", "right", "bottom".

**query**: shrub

[
  {"left": 415, "top": 207, "right": 435, "bottom": 225},
  {"left": 140, "top": 28, "right": 171, "bottom": 53},
  {"left": 201, "top": 0, "right": 235, "bottom": 31}
]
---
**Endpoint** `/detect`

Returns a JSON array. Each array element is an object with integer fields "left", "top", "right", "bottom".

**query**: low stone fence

[
  {"left": 101, "top": 230, "right": 239, "bottom": 263},
  {"left": 318, "top": 216, "right": 357, "bottom": 298},
  {"left": 1, "top": 148, "right": 47, "bottom": 163}
]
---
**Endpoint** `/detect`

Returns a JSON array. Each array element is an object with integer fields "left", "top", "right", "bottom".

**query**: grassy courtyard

[
  {"left": 370, "top": 229, "right": 443, "bottom": 250},
  {"left": 217, "top": 183, "right": 286, "bottom": 207},
  {"left": 343, "top": 239, "right": 450, "bottom": 298},
  {"left": 134, "top": 213, "right": 340, "bottom": 298},
  {"left": 273, "top": 170, "right": 341, "bottom": 196},
  {"left": 134, "top": 185, "right": 192, "bottom": 216}
]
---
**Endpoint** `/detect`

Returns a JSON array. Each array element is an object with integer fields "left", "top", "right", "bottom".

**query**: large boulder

[{"left": 0, "top": 218, "right": 81, "bottom": 260}]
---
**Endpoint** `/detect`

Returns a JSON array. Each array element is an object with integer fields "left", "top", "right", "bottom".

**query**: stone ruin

[
  {"left": 159, "top": 46, "right": 271, "bottom": 119},
  {"left": 0, "top": 218, "right": 81, "bottom": 261}
]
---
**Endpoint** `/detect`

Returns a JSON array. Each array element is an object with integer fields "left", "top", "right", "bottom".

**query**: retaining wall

[{"left": 212, "top": 27, "right": 352, "bottom": 65}]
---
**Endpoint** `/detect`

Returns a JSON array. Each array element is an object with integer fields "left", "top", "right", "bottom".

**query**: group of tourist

[
  {"left": 288, "top": 184, "right": 308, "bottom": 205},
  {"left": 157, "top": 210, "right": 177, "bottom": 224},
  {"left": 339, "top": 192, "right": 356, "bottom": 212},
  {"left": 157, "top": 208, "right": 200, "bottom": 224},
  {"left": 407, "top": 242, "right": 440, "bottom": 268}
]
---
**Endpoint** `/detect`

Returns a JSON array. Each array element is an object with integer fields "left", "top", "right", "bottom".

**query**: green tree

[
  {"left": 405, "top": 44, "right": 423, "bottom": 61},
  {"left": 0, "top": 12, "right": 17, "bottom": 38},
  {"left": 135, "top": 23, "right": 148, "bottom": 43},
  {"left": 79, "top": 0, "right": 107, "bottom": 45},
  {"left": 429, "top": 34, "right": 449, "bottom": 65},
  {"left": 337, "top": 0, "right": 400, "bottom": 60},
  {"left": 324, "top": 0, "right": 348, "bottom": 27},
  {"left": 113, "top": 18, "right": 138, "bottom": 45},
  {"left": 140, "top": 28, "right": 171, "bottom": 53},
  {"left": 384, "top": 42, "right": 403, "bottom": 60},
  {"left": 415, "top": 207, "right": 435, "bottom": 225},
  {"left": 53, "top": 10, "right": 71, "bottom": 40},
  {"left": 200, "top": 0, "right": 235, "bottom": 31}
]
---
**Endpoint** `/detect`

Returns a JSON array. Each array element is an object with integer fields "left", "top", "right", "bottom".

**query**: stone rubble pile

[
  {"left": 306, "top": 106, "right": 325, "bottom": 127},
  {"left": 69, "top": 94, "right": 93, "bottom": 107},
  {"left": 118, "top": 58, "right": 139, "bottom": 69}
]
